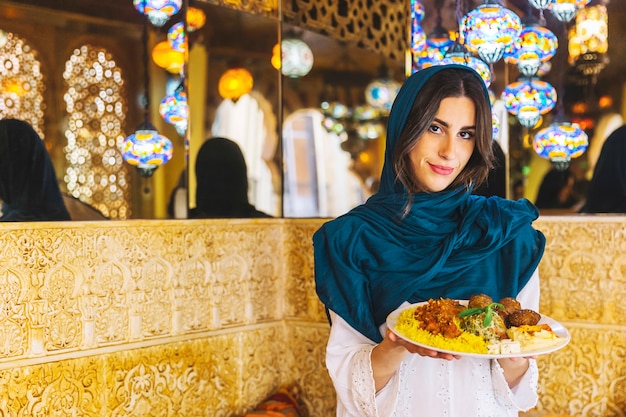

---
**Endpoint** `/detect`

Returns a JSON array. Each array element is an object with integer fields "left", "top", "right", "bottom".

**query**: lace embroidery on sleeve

[
  {"left": 491, "top": 359, "right": 539, "bottom": 411},
  {"left": 351, "top": 345, "right": 378, "bottom": 417}
]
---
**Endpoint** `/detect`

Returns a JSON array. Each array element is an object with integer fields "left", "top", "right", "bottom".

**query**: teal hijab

[{"left": 313, "top": 65, "right": 545, "bottom": 343}]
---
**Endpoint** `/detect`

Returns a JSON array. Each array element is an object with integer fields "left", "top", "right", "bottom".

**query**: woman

[
  {"left": 0, "top": 118, "right": 70, "bottom": 221},
  {"left": 189, "top": 137, "right": 271, "bottom": 218},
  {"left": 580, "top": 124, "right": 626, "bottom": 213},
  {"left": 313, "top": 65, "right": 545, "bottom": 416},
  {"left": 534, "top": 168, "right": 578, "bottom": 210}
]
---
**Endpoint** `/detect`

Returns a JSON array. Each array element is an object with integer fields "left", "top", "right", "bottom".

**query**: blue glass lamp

[
  {"left": 460, "top": 0, "right": 522, "bottom": 64},
  {"left": 133, "top": 0, "right": 182, "bottom": 27},
  {"left": 533, "top": 122, "right": 588, "bottom": 170},
  {"left": 504, "top": 23, "right": 558, "bottom": 78},
  {"left": 167, "top": 22, "right": 186, "bottom": 53},
  {"left": 365, "top": 78, "right": 401, "bottom": 112},
  {"left": 549, "top": 0, "right": 590, "bottom": 23},
  {"left": 159, "top": 91, "right": 188, "bottom": 136},
  {"left": 440, "top": 43, "right": 492, "bottom": 88},
  {"left": 121, "top": 122, "right": 174, "bottom": 177},
  {"left": 502, "top": 79, "right": 557, "bottom": 128}
]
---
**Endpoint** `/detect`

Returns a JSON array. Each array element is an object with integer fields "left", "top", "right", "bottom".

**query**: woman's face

[{"left": 409, "top": 96, "right": 476, "bottom": 192}]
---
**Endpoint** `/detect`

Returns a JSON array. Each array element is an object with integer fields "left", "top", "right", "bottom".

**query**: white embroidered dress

[{"left": 326, "top": 271, "right": 540, "bottom": 417}]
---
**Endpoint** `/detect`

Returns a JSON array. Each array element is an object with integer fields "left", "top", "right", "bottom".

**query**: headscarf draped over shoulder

[{"left": 313, "top": 65, "right": 545, "bottom": 343}]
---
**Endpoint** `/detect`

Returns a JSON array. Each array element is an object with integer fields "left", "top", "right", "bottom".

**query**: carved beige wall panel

[
  {"left": 528, "top": 217, "right": 626, "bottom": 417},
  {"left": 286, "top": 323, "right": 334, "bottom": 417},
  {"left": 283, "top": 220, "right": 327, "bottom": 323},
  {"left": 0, "top": 217, "right": 625, "bottom": 416}
]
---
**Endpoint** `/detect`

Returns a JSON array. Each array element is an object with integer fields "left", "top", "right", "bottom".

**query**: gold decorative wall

[{"left": 0, "top": 217, "right": 624, "bottom": 416}]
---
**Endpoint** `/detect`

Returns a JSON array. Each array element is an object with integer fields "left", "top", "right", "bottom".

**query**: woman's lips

[{"left": 429, "top": 163, "right": 454, "bottom": 175}]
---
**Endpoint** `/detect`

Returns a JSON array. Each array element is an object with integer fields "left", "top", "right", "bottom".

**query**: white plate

[{"left": 386, "top": 301, "right": 571, "bottom": 359}]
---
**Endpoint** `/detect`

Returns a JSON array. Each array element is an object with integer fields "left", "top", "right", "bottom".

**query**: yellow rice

[{"left": 394, "top": 305, "right": 488, "bottom": 354}]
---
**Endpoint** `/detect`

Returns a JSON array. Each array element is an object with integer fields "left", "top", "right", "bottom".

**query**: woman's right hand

[{"left": 386, "top": 328, "right": 460, "bottom": 360}]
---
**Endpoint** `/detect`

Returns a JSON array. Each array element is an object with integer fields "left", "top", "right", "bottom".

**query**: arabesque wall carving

[{"left": 0, "top": 217, "right": 624, "bottom": 416}]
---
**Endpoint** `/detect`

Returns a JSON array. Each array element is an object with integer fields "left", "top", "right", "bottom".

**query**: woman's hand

[
  {"left": 497, "top": 356, "right": 536, "bottom": 387},
  {"left": 386, "top": 329, "right": 461, "bottom": 360}
]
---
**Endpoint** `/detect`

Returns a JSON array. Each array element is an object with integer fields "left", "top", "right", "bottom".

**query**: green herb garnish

[{"left": 458, "top": 302, "right": 504, "bottom": 326}]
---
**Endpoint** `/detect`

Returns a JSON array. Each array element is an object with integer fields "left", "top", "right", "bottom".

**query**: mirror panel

[{"left": 184, "top": 2, "right": 281, "bottom": 218}]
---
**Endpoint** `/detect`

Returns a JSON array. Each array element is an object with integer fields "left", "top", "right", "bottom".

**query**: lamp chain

[{"left": 142, "top": 4, "right": 151, "bottom": 125}]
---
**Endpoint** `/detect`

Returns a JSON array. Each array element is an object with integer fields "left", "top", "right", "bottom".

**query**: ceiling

[{"left": 1, "top": 0, "right": 625, "bottom": 103}]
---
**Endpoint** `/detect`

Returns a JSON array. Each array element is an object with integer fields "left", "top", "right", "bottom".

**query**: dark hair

[{"left": 393, "top": 67, "right": 494, "bottom": 195}]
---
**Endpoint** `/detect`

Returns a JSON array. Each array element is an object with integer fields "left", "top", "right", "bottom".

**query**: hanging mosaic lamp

[
  {"left": 152, "top": 40, "right": 185, "bottom": 74},
  {"left": 528, "top": 0, "right": 552, "bottom": 23},
  {"left": 537, "top": 61, "right": 552, "bottom": 77},
  {"left": 548, "top": 0, "right": 590, "bottom": 23},
  {"left": 412, "top": 0, "right": 426, "bottom": 24},
  {"left": 159, "top": 90, "right": 188, "bottom": 136},
  {"left": 121, "top": 122, "right": 174, "bottom": 177},
  {"left": 186, "top": 7, "right": 206, "bottom": 32},
  {"left": 218, "top": 68, "right": 253, "bottom": 100},
  {"left": 533, "top": 122, "right": 588, "bottom": 170},
  {"left": 416, "top": 0, "right": 453, "bottom": 70},
  {"left": 133, "top": 0, "right": 182, "bottom": 27},
  {"left": 280, "top": 38, "right": 314, "bottom": 78},
  {"left": 504, "top": 23, "right": 558, "bottom": 78},
  {"left": 501, "top": 79, "right": 557, "bottom": 128},
  {"left": 167, "top": 21, "right": 186, "bottom": 53},
  {"left": 411, "top": 22, "right": 427, "bottom": 55},
  {"left": 460, "top": 0, "right": 522, "bottom": 64},
  {"left": 492, "top": 113, "right": 500, "bottom": 140},
  {"left": 365, "top": 77, "right": 401, "bottom": 112},
  {"left": 440, "top": 43, "right": 492, "bottom": 88},
  {"left": 271, "top": 43, "right": 281, "bottom": 70},
  {"left": 568, "top": 3, "right": 609, "bottom": 76}
]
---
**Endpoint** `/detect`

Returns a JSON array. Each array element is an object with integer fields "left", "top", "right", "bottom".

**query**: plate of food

[{"left": 386, "top": 295, "right": 570, "bottom": 359}]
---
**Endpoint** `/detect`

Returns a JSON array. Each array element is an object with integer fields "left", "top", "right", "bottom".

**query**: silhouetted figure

[
  {"left": 580, "top": 124, "right": 626, "bottom": 213},
  {"left": 0, "top": 119, "right": 70, "bottom": 221},
  {"left": 189, "top": 137, "right": 272, "bottom": 218},
  {"left": 534, "top": 168, "right": 578, "bottom": 210}
]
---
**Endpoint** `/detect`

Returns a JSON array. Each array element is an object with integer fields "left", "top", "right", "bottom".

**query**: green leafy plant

[{"left": 458, "top": 302, "right": 504, "bottom": 327}]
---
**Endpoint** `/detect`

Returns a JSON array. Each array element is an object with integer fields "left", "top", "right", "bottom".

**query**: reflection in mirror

[
  {"left": 281, "top": 24, "right": 405, "bottom": 218},
  {"left": 185, "top": 3, "right": 281, "bottom": 218},
  {"left": 0, "top": 0, "right": 183, "bottom": 220}
]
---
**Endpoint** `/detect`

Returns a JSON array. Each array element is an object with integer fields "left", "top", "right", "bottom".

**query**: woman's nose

[{"left": 438, "top": 137, "right": 456, "bottom": 160}]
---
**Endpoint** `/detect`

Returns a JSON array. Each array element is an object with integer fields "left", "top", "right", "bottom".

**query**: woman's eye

[
  {"left": 459, "top": 131, "right": 475, "bottom": 140},
  {"left": 429, "top": 125, "right": 442, "bottom": 133}
]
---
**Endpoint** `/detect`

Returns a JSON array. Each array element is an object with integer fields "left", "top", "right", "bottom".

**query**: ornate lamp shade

[
  {"left": 411, "top": 22, "right": 427, "bottom": 55},
  {"left": 357, "top": 122, "right": 385, "bottom": 140},
  {"left": 533, "top": 122, "right": 589, "bottom": 170},
  {"left": 280, "top": 38, "right": 314, "bottom": 78},
  {"left": 504, "top": 24, "right": 558, "bottom": 77},
  {"left": 133, "top": 0, "right": 182, "bottom": 27},
  {"left": 568, "top": 4, "right": 609, "bottom": 76},
  {"left": 537, "top": 61, "right": 552, "bottom": 77},
  {"left": 460, "top": 1, "right": 522, "bottom": 64},
  {"left": 529, "top": 0, "right": 552, "bottom": 9},
  {"left": 441, "top": 44, "right": 492, "bottom": 88},
  {"left": 218, "top": 68, "right": 253, "bottom": 100},
  {"left": 167, "top": 22, "right": 186, "bottom": 53},
  {"left": 549, "top": 0, "right": 590, "bottom": 23},
  {"left": 502, "top": 79, "right": 557, "bottom": 128},
  {"left": 492, "top": 113, "right": 500, "bottom": 139},
  {"left": 365, "top": 78, "right": 401, "bottom": 112},
  {"left": 416, "top": 30, "right": 454, "bottom": 70},
  {"left": 159, "top": 91, "right": 188, "bottom": 136},
  {"left": 121, "top": 123, "right": 174, "bottom": 177},
  {"left": 412, "top": 0, "right": 426, "bottom": 24},
  {"left": 186, "top": 7, "right": 206, "bottom": 32},
  {"left": 152, "top": 40, "right": 185, "bottom": 74}
]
